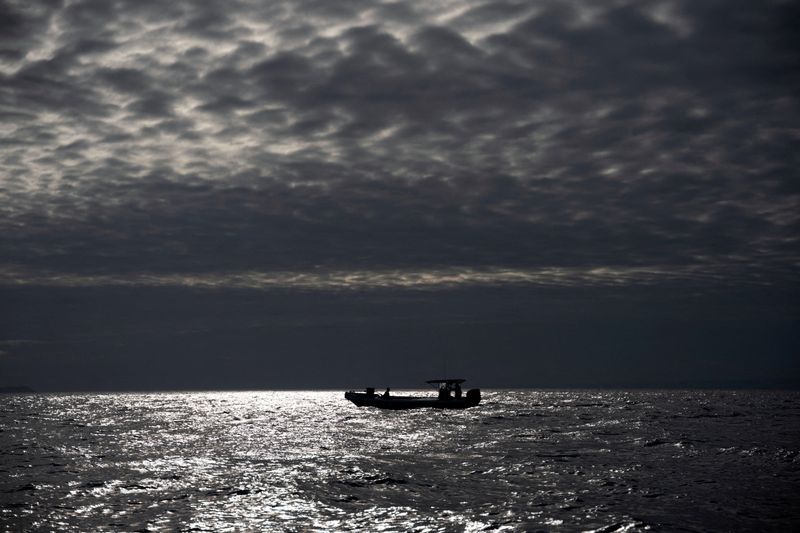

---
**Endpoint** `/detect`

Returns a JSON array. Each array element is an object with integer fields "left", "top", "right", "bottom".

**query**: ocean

[{"left": 1, "top": 390, "right": 798, "bottom": 532}]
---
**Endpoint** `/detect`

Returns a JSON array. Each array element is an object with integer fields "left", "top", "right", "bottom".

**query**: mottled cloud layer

[{"left": 2, "top": 0, "right": 798, "bottom": 289}]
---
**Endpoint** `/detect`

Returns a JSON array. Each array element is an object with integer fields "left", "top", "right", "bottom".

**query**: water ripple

[{"left": 1, "top": 390, "right": 799, "bottom": 531}]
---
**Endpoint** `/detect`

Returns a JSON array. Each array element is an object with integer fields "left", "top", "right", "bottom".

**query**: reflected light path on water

[{"left": 1, "top": 390, "right": 799, "bottom": 531}]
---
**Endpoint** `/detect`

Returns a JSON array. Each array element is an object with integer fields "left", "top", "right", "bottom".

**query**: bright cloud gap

[{"left": 0, "top": 266, "right": 775, "bottom": 290}]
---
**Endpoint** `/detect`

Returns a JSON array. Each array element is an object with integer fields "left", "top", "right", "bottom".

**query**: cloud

[
  {"left": 0, "top": 0, "right": 797, "bottom": 290},
  {"left": 0, "top": 264, "right": 781, "bottom": 291}
]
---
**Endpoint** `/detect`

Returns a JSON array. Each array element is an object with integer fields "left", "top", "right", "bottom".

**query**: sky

[{"left": 1, "top": 0, "right": 798, "bottom": 391}]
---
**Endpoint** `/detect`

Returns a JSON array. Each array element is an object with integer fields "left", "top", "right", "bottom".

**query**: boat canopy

[{"left": 425, "top": 378, "right": 466, "bottom": 384}]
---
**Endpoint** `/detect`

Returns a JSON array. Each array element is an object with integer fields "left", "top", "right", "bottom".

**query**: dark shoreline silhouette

[{"left": 0, "top": 385, "right": 34, "bottom": 393}]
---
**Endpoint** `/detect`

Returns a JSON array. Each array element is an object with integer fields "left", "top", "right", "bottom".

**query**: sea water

[{"left": 1, "top": 390, "right": 798, "bottom": 532}]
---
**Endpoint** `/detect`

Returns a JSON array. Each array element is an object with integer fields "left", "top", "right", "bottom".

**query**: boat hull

[{"left": 345, "top": 391, "right": 480, "bottom": 410}]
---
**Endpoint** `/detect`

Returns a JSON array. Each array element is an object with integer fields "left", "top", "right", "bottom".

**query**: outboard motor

[
  {"left": 366, "top": 387, "right": 375, "bottom": 398},
  {"left": 466, "top": 388, "right": 481, "bottom": 405}
]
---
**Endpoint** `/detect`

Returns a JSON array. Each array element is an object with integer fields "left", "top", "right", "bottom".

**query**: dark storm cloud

[{"left": 0, "top": 0, "right": 798, "bottom": 290}]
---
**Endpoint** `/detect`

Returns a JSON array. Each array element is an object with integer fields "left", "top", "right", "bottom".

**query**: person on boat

[
  {"left": 454, "top": 383, "right": 462, "bottom": 399},
  {"left": 438, "top": 384, "right": 451, "bottom": 400},
  {"left": 383, "top": 387, "right": 391, "bottom": 398}
]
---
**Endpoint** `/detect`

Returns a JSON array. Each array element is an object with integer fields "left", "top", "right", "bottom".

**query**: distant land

[{"left": 0, "top": 385, "right": 35, "bottom": 393}]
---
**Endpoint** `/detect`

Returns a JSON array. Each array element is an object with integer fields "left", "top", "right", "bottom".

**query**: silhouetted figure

[{"left": 345, "top": 379, "right": 481, "bottom": 409}]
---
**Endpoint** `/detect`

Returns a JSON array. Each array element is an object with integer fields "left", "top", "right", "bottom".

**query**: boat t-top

[{"left": 345, "top": 379, "right": 481, "bottom": 409}]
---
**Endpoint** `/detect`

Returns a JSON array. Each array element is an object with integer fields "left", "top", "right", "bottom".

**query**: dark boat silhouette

[{"left": 345, "top": 379, "right": 481, "bottom": 410}]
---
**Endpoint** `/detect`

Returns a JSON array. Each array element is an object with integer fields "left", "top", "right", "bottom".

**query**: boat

[{"left": 345, "top": 379, "right": 481, "bottom": 410}]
